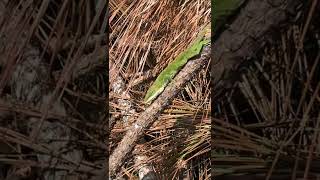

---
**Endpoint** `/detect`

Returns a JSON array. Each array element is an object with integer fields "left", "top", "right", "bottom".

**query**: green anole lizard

[
  {"left": 144, "top": 0, "right": 246, "bottom": 104},
  {"left": 144, "top": 25, "right": 211, "bottom": 104}
]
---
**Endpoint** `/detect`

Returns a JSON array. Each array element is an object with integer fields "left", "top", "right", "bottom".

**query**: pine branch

[{"left": 96, "top": 45, "right": 211, "bottom": 179}]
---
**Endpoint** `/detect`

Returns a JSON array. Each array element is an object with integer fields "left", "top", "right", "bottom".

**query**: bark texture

[{"left": 212, "top": 0, "right": 301, "bottom": 93}]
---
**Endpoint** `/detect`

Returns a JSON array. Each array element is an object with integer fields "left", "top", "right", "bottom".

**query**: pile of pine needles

[
  {"left": 109, "top": 0, "right": 211, "bottom": 179},
  {"left": 0, "top": 1, "right": 107, "bottom": 179},
  {"left": 213, "top": 1, "right": 320, "bottom": 179}
]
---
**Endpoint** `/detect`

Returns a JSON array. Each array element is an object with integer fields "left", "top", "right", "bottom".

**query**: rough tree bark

[
  {"left": 211, "top": 0, "right": 302, "bottom": 177},
  {"left": 212, "top": 0, "right": 301, "bottom": 94}
]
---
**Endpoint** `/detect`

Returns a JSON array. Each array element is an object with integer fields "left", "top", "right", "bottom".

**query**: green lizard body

[
  {"left": 144, "top": 26, "right": 211, "bottom": 104},
  {"left": 144, "top": 0, "right": 246, "bottom": 104}
]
